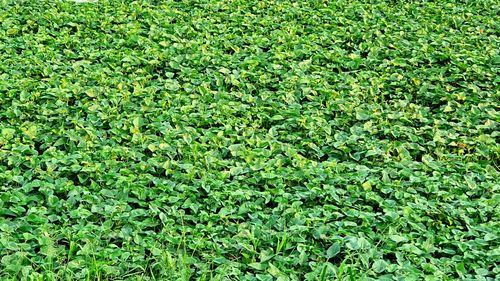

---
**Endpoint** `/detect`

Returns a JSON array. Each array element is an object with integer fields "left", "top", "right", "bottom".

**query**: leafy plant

[{"left": 0, "top": 0, "right": 498, "bottom": 280}]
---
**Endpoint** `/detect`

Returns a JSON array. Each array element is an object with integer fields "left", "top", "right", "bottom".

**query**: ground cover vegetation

[{"left": 0, "top": 0, "right": 499, "bottom": 280}]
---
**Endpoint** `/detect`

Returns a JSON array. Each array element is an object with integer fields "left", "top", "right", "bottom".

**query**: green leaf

[
  {"left": 346, "top": 237, "right": 360, "bottom": 250},
  {"left": 249, "top": 262, "right": 267, "bottom": 271},
  {"left": 1, "top": 128, "right": 15, "bottom": 140},
  {"left": 267, "top": 263, "right": 281, "bottom": 277},
  {"left": 390, "top": 235, "right": 408, "bottom": 244},
  {"left": 326, "top": 243, "right": 341, "bottom": 258},
  {"left": 372, "top": 260, "right": 388, "bottom": 273}
]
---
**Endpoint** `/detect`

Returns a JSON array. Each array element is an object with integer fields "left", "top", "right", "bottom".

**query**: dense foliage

[{"left": 0, "top": 0, "right": 499, "bottom": 280}]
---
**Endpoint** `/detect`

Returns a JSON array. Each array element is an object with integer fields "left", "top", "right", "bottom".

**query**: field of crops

[{"left": 0, "top": 0, "right": 499, "bottom": 280}]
